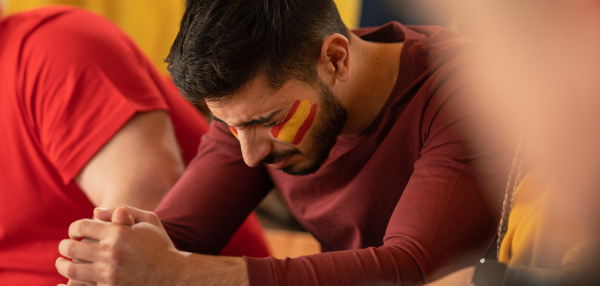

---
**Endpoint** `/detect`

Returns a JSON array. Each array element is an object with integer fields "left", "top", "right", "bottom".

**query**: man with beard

[{"left": 56, "top": 0, "right": 508, "bottom": 285}]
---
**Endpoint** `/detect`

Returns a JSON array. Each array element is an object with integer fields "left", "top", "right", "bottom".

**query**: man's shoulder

[
  {"left": 405, "top": 25, "right": 482, "bottom": 105},
  {"left": 2, "top": 6, "right": 102, "bottom": 32},
  {"left": 11, "top": 5, "right": 132, "bottom": 55},
  {"left": 13, "top": 4, "right": 152, "bottom": 85}
]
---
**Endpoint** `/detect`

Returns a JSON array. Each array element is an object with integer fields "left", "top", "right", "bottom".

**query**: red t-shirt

[
  {"left": 0, "top": 7, "right": 269, "bottom": 285},
  {"left": 156, "top": 22, "right": 509, "bottom": 285}
]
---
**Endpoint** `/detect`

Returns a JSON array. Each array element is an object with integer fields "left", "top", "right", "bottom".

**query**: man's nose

[{"left": 239, "top": 130, "right": 271, "bottom": 167}]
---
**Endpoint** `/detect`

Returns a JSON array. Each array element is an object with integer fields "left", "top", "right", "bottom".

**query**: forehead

[{"left": 207, "top": 77, "right": 316, "bottom": 126}]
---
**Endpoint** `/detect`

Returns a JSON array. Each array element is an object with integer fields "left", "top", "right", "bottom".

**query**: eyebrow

[{"left": 211, "top": 109, "right": 282, "bottom": 128}]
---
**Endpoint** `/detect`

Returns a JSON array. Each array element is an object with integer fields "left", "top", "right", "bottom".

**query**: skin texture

[
  {"left": 61, "top": 110, "right": 185, "bottom": 285},
  {"left": 57, "top": 206, "right": 249, "bottom": 286},
  {"left": 75, "top": 110, "right": 184, "bottom": 210},
  {"left": 228, "top": 99, "right": 318, "bottom": 146},
  {"left": 56, "top": 32, "right": 405, "bottom": 285},
  {"left": 209, "top": 33, "right": 403, "bottom": 173},
  {"left": 215, "top": 76, "right": 346, "bottom": 176},
  {"left": 269, "top": 99, "right": 318, "bottom": 145}
]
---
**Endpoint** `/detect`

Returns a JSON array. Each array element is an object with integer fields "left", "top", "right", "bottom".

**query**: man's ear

[{"left": 318, "top": 33, "right": 351, "bottom": 84}]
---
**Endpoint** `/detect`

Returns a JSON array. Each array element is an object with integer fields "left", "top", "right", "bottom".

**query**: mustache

[{"left": 262, "top": 149, "right": 301, "bottom": 165}]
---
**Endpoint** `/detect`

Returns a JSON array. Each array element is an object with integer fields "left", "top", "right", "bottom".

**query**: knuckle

[
  {"left": 108, "top": 248, "right": 125, "bottom": 266},
  {"left": 65, "top": 263, "right": 78, "bottom": 279},
  {"left": 70, "top": 219, "right": 91, "bottom": 237},
  {"left": 104, "top": 263, "right": 121, "bottom": 284},
  {"left": 101, "top": 241, "right": 123, "bottom": 265},
  {"left": 100, "top": 240, "right": 118, "bottom": 257},
  {"left": 145, "top": 212, "right": 160, "bottom": 224},
  {"left": 109, "top": 227, "right": 128, "bottom": 244}
]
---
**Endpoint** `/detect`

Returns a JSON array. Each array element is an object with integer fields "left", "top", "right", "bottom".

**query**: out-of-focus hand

[
  {"left": 56, "top": 206, "right": 184, "bottom": 285},
  {"left": 424, "top": 266, "right": 475, "bottom": 286}
]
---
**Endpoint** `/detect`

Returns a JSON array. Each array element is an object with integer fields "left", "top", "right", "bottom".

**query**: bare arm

[{"left": 75, "top": 110, "right": 184, "bottom": 210}]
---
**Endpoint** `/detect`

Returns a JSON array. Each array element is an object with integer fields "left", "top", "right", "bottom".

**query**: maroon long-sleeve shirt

[{"left": 156, "top": 22, "right": 508, "bottom": 285}]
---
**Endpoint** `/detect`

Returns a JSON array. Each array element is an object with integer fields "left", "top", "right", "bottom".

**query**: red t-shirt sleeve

[
  {"left": 156, "top": 121, "right": 274, "bottom": 254},
  {"left": 244, "top": 65, "right": 504, "bottom": 285},
  {"left": 19, "top": 9, "right": 169, "bottom": 184}
]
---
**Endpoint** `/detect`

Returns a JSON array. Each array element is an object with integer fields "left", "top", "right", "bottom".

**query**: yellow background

[{"left": 8, "top": 0, "right": 361, "bottom": 74}]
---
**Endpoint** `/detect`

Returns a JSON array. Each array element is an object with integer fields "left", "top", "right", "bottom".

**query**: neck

[{"left": 334, "top": 33, "right": 404, "bottom": 138}]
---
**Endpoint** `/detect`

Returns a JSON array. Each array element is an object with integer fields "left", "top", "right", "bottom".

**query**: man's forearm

[{"left": 176, "top": 252, "right": 249, "bottom": 286}]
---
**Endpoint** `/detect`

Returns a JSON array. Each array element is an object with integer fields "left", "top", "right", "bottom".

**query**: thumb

[
  {"left": 93, "top": 207, "right": 114, "bottom": 222},
  {"left": 106, "top": 205, "right": 162, "bottom": 226},
  {"left": 112, "top": 206, "right": 135, "bottom": 226}
]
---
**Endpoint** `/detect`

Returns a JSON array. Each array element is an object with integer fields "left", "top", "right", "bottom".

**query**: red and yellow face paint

[
  {"left": 229, "top": 126, "right": 239, "bottom": 139},
  {"left": 228, "top": 99, "right": 317, "bottom": 145},
  {"left": 270, "top": 100, "right": 317, "bottom": 145}
]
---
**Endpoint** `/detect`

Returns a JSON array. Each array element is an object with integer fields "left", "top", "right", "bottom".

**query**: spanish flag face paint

[
  {"left": 229, "top": 126, "right": 238, "bottom": 139},
  {"left": 270, "top": 100, "right": 318, "bottom": 145}
]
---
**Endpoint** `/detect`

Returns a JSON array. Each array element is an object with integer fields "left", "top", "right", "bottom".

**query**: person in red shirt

[
  {"left": 0, "top": 6, "right": 269, "bottom": 285},
  {"left": 57, "top": 0, "right": 509, "bottom": 285}
]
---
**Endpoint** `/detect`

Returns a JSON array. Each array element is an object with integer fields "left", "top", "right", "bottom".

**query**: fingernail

[{"left": 95, "top": 207, "right": 108, "bottom": 211}]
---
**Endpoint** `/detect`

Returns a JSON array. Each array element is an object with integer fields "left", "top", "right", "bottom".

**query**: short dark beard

[
  {"left": 280, "top": 80, "right": 348, "bottom": 175},
  {"left": 262, "top": 149, "right": 301, "bottom": 165}
]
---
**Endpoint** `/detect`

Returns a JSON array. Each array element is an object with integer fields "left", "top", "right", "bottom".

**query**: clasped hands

[{"left": 55, "top": 206, "right": 185, "bottom": 286}]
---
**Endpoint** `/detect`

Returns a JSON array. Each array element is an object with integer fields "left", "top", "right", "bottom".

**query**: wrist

[
  {"left": 164, "top": 249, "right": 191, "bottom": 286},
  {"left": 171, "top": 251, "right": 249, "bottom": 286}
]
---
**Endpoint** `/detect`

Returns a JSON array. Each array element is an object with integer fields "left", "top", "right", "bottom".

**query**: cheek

[
  {"left": 229, "top": 126, "right": 239, "bottom": 139},
  {"left": 271, "top": 100, "right": 318, "bottom": 145}
]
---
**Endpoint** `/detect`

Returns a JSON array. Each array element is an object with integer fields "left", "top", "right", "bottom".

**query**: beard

[{"left": 263, "top": 80, "right": 347, "bottom": 175}]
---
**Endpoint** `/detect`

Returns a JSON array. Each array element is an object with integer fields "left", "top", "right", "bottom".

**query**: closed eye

[{"left": 264, "top": 122, "right": 276, "bottom": 129}]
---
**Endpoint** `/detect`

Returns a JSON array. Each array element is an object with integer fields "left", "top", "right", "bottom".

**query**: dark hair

[{"left": 165, "top": 0, "right": 349, "bottom": 103}]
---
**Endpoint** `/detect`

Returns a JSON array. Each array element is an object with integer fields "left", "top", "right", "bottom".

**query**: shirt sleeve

[
  {"left": 244, "top": 62, "right": 508, "bottom": 285},
  {"left": 19, "top": 10, "right": 169, "bottom": 184},
  {"left": 155, "top": 121, "right": 274, "bottom": 254}
]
